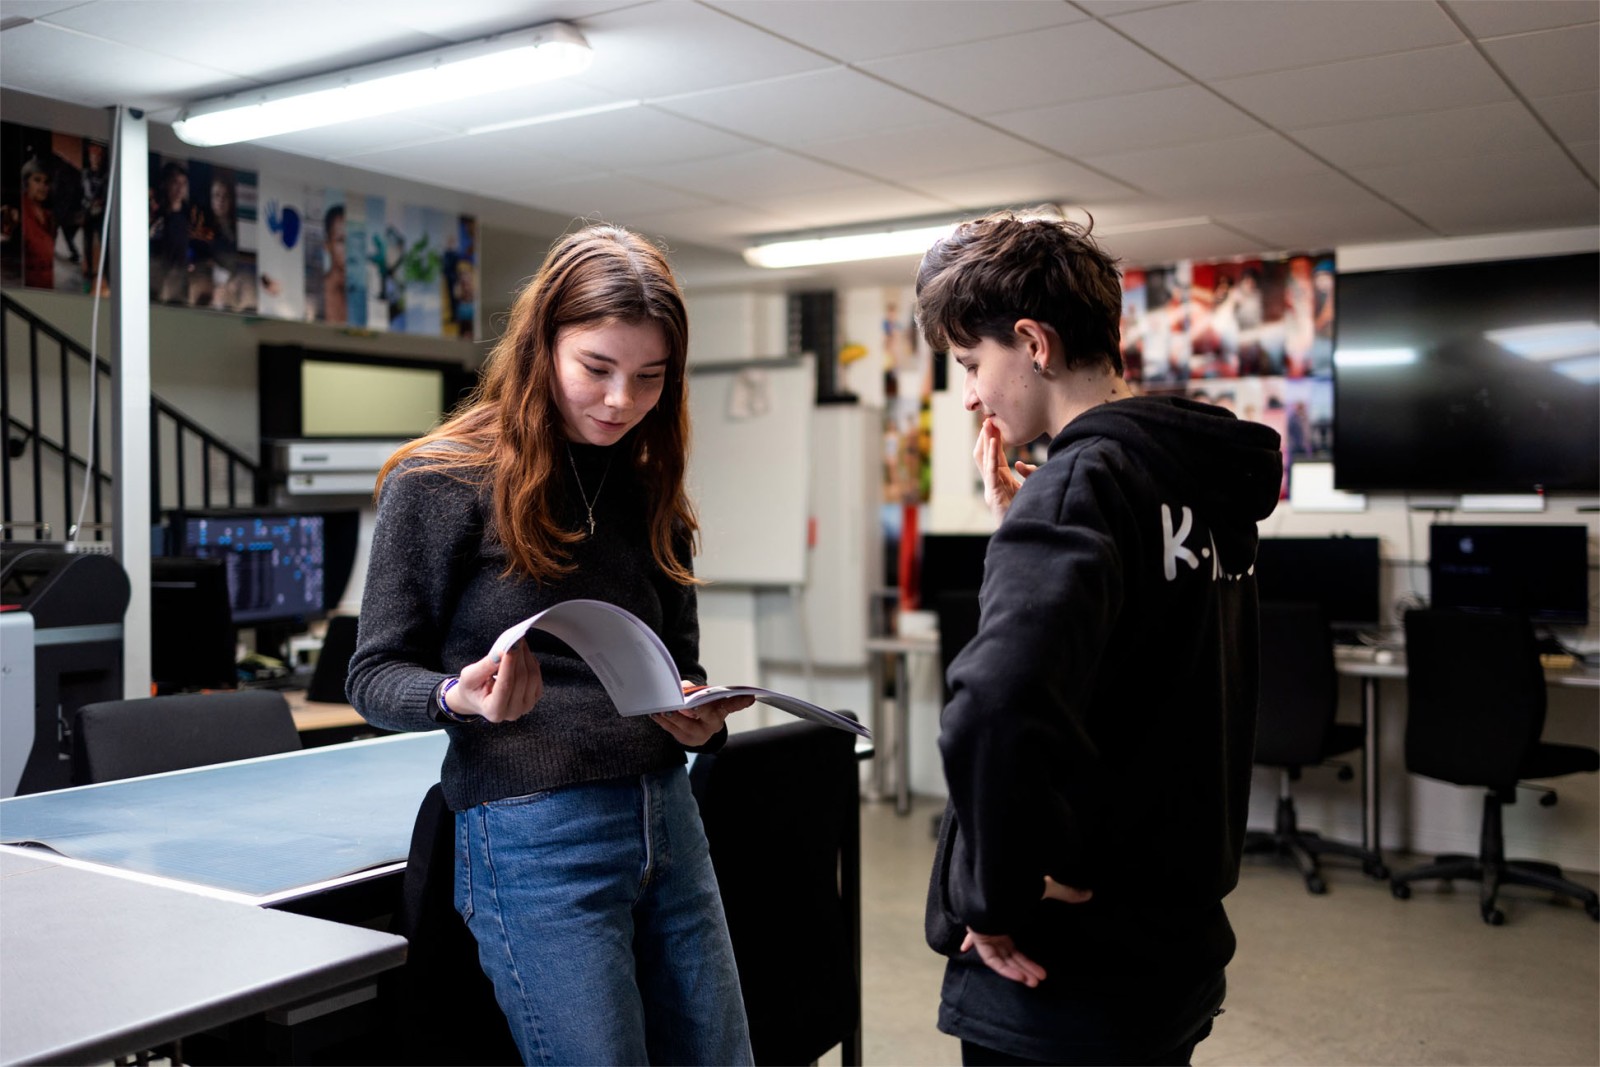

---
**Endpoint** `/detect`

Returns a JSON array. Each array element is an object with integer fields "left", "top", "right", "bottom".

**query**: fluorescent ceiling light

[
  {"left": 1484, "top": 321, "right": 1600, "bottom": 362},
  {"left": 742, "top": 211, "right": 1210, "bottom": 270},
  {"left": 173, "top": 22, "right": 593, "bottom": 147},
  {"left": 1333, "top": 347, "right": 1417, "bottom": 368},
  {"left": 744, "top": 223, "right": 956, "bottom": 269},
  {"left": 1553, "top": 356, "right": 1600, "bottom": 383}
]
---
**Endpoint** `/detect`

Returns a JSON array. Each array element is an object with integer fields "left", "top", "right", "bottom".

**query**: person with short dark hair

[
  {"left": 917, "top": 212, "right": 1283, "bottom": 1066},
  {"left": 348, "top": 223, "right": 754, "bottom": 1065}
]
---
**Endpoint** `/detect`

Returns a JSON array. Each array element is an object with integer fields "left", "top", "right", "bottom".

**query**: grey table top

[
  {"left": 0, "top": 847, "right": 407, "bottom": 1067},
  {"left": 0, "top": 731, "right": 449, "bottom": 905}
]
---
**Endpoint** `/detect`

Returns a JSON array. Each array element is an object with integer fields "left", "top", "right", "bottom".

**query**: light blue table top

[{"left": 0, "top": 731, "right": 448, "bottom": 901}]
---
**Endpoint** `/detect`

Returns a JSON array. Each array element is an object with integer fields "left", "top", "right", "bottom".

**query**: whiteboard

[{"left": 688, "top": 357, "right": 812, "bottom": 585}]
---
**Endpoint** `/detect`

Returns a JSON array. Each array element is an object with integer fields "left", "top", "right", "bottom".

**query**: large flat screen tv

[{"left": 1333, "top": 253, "right": 1599, "bottom": 493}]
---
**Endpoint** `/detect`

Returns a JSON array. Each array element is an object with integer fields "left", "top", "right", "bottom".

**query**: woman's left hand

[{"left": 649, "top": 681, "right": 754, "bottom": 747}]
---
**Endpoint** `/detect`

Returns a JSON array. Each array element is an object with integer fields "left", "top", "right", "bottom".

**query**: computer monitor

[
  {"left": 1254, "top": 536, "right": 1383, "bottom": 632},
  {"left": 172, "top": 511, "right": 326, "bottom": 626},
  {"left": 1429, "top": 524, "right": 1590, "bottom": 625},
  {"left": 150, "top": 556, "right": 237, "bottom": 692}
]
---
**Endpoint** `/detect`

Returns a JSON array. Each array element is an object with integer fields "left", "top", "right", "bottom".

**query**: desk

[
  {"left": 283, "top": 689, "right": 384, "bottom": 747},
  {"left": 0, "top": 731, "right": 449, "bottom": 905},
  {"left": 1333, "top": 652, "right": 1598, "bottom": 862},
  {"left": 0, "top": 846, "right": 406, "bottom": 1067},
  {"left": 863, "top": 633, "right": 939, "bottom": 816}
]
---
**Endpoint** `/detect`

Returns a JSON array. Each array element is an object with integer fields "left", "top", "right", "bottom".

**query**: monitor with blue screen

[{"left": 176, "top": 512, "right": 326, "bottom": 625}]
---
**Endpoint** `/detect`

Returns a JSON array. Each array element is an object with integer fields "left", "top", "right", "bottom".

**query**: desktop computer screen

[
  {"left": 1429, "top": 524, "right": 1590, "bottom": 624},
  {"left": 1254, "top": 536, "right": 1383, "bottom": 632},
  {"left": 176, "top": 512, "right": 326, "bottom": 625}
]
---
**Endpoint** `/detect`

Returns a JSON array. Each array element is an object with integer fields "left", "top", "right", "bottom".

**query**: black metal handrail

[{"left": 1, "top": 291, "right": 262, "bottom": 541}]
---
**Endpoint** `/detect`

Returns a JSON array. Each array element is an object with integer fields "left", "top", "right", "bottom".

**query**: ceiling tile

[
  {"left": 653, "top": 68, "right": 950, "bottom": 145},
  {"left": 346, "top": 134, "right": 599, "bottom": 190},
  {"left": 1072, "top": 0, "right": 1182, "bottom": 16},
  {"left": 995, "top": 84, "right": 1264, "bottom": 157},
  {"left": 1105, "top": 0, "right": 1462, "bottom": 80},
  {"left": 0, "top": 21, "right": 253, "bottom": 109},
  {"left": 1444, "top": 0, "right": 1600, "bottom": 39},
  {"left": 798, "top": 120, "right": 1053, "bottom": 183},
  {"left": 379, "top": 0, "right": 629, "bottom": 41},
  {"left": 569, "top": 1, "right": 832, "bottom": 100},
  {"left": 1401, "top": 180, "right": 1599, "bottom": 234},
  {"left": 0, "top": 1, "right": 93, "bottom": 19},
  {"left": 704, "top": 0, "right": 1084, "bottom": 62},
  {"left": 906, "top": 158, "right": 1140, "bottom": 209},
  {"left": 1572, "top": 140, "right": 1600, "bottom": 181},
  {"left": 515, "top": 173, "right": 718, "bottom": 220},
  {"left": 1530, "top": 90, "right": 1600, "bottom": 144},
  {"left": 1353, "top": 143, "right": 1588, "bottom": 202},
  {"left": 35, "top": 0, "right": 446, "bottom": 83},
  {"left": 1291, "top": 101, "right": 1556, "bottom": 169},
  {"left": 254, "top": 118, "right": 458, "bottom": 160},
  {"left": 397, "top": 81, "right": 628, "bottom": 132},
  {"left": 1214, "top": 201, "right": 1435, "bottom": 251},
  {"left": 858, "top": 21, "right": 1187, "bottom": 116},
  {"left": 478, "top": 106, "right": 760, "bottom": 171},
  {"left": 1480, "top": 23, "right": 1600, "bottom": 97},
  {"left": 1084, "top": 133, "right": 1331, "bottom": 195},
  {"left": 626, "top": 203, "right": 803, "bottom": 245},
  {"left": 754, "top": 182, "right": 956, "bottom": 229},
  {"left": 642, "top": 148, "right": 866, "bottom": 202},
  {"left": 1100, "top": 221, "right": 1267, "bottom": 268},
  {"left": 1213, "top": 43, "right": 1512, "bottom": 129}
]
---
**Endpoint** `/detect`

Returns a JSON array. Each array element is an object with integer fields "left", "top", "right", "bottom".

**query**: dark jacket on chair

[{"left": 927, "top": 397, "right": 1281, "bottom": 1062}]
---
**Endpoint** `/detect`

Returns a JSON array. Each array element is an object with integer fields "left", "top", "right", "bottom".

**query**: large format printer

[{"left": 0, "top": 545, "right": 129, "bottom": 796}]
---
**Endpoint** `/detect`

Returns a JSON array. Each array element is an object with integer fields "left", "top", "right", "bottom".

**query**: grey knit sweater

[{"left": 346, "top": 440, "right": 714, "bottom": 811}]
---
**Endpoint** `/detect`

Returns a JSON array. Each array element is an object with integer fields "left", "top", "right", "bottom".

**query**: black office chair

[
  {"left": 690, "top": 719, "right": 862, "bottom": 1066},
  {"left": 377, "top": 782, "right": 519, "bottom": 1065},
  {"left": 308, "top": 614, "right": 359, "bottom": 703},
  {"left": 1390, "top": 609, "right": 1600, "bottom": 924},
  {"left": 1243, "top": 601, "right": 1386, "bottom": 893},
  {"left": 72, "top": 690, "right": 302, "bottom": 784}
]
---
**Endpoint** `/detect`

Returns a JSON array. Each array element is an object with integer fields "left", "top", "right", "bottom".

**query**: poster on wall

[
  {"left": 1121, "top": 252, "right": 1337, "bottom": 499},
  {"left": 0, "top": 121, "right": 112, "bottom": 294},
  {"left": 255, "top": 172, "right": 305, "bottom": 321},
  {"left": 148, "top": 154, "right": 259, "bottom": 312},
  {"left": 2, "top": 122, "right": 475, "bottom": 340}
]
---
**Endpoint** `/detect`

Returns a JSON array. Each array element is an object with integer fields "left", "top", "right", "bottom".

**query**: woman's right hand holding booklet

[{"left": 448, "top": 639, "right": 544, "bottom": 723}]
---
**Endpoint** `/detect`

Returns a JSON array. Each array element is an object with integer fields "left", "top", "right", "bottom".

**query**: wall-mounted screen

[
  {"left": 1429, "top": 524, "right": 1589, "bottom": 625},
  {"left": 1332, "top": 253, "right": 1599, "bottom": 493}
]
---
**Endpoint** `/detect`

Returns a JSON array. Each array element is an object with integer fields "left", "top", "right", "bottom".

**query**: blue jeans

[{"left": 456, "top": 768, "right": 753, "bottom": 1066}]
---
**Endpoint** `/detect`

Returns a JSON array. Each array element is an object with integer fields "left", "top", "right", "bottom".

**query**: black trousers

[{"left": 961, "top": 1015, "right": 1216, "bottom": 1067}]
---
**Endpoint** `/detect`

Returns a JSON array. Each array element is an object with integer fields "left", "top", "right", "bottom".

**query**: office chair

[
  {"left": 690, "top": 718, "right": 862, "bottom": 1066},
  {"left": 1243, "top": 601, "right": 1387, "bottom": 893},
  {"left": 378, "top": 782, "right": 519, "bottom": 1065},
  {"left": 1390, "top": 609, "right": 1600, "bottom": 925},
  {"left": 307, "top": 614, "right": 359, "bottom": 703},
  {"left": 72, "top": 690, "right": 302, "bottom": 784}
]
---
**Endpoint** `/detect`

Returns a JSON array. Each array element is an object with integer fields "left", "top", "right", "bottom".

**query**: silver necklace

[{"left": 567, "top": 445, "right": 613, "bottom": 536}]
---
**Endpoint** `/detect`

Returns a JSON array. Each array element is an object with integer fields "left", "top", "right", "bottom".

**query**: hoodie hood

[{"left": 1051, "top": 395, "right": 1282, "bottom": 525}]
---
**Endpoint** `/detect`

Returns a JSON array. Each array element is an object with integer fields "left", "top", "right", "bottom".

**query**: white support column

[{"left": 111, "top": 106, "right": 150, "bottom": 698}]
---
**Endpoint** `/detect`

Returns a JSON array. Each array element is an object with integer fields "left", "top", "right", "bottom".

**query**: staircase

[{"left": 1, "top": 291, "right": 263, "bottom": 546}]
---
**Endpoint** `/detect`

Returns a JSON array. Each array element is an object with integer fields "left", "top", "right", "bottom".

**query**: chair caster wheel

[
  {"left": 1391, "top": 881, "right": 1411, "bottom": 900},
  {"left": 1364, "top": 861, "right": 1389, "bottom": 881},
  {"left": 1482, "top": 906, "right": 1504, "bottom": 926},
  {"left": 1585, "top": 899, "right": 1598, "bottom": 922},
  {"left": 1306, "top": 875, "right": 1327, "bottom": 895}
]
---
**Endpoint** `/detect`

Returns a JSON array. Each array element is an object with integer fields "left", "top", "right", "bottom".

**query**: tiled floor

[{"left": 836, "top": 797, "right": 1600, "bottom": 1067}]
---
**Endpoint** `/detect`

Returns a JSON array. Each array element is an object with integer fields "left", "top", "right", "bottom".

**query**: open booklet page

[{"left": 489, "top": 599, "right": 870, "bottom": 739}]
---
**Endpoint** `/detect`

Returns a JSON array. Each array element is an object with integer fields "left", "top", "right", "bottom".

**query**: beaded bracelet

[{"left": 437, "top": 676, "right": 478, "bottom": 723}]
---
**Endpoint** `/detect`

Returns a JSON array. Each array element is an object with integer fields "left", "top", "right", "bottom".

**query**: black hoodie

[{"left": 927, "top": 396, "right": 1282, "bottom": 1045}]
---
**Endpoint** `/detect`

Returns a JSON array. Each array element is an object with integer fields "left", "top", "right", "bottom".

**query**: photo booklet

[{"left": 489, "top": 599, "right": 870, "bottom": 738}]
